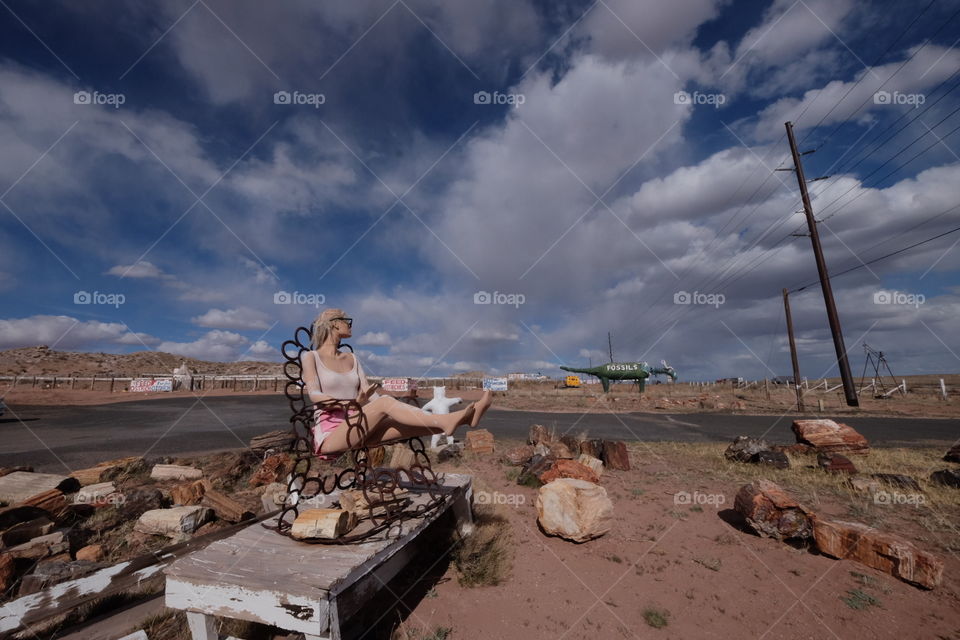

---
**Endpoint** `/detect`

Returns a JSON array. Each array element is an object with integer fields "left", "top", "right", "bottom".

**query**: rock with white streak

[
  {"left": 813, "top": 518, "right": 944, "bottom": 589},
  {"left": 134, "top": 506, "right": 212, "bottom": 537},
  {"left": 536, "top": 478, "right": 613, "bottom": 543},
  {"left": 150, "top": 464, "right": 203, "bottom": 481}
]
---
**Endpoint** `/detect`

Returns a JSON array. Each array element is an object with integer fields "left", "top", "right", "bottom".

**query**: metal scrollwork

[{"left": 263, "top": 326, "right": 446, "bottom": 543}]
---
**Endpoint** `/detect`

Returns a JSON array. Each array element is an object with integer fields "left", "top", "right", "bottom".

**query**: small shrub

[
  {"left": 841, "top": 588, "right": 882, "bottom": 610},
  {"left": 643, "top": 607, "right": 670, "bottom": 629}
]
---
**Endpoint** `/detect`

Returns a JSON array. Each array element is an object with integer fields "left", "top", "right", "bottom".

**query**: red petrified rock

[
  {"left": 170, "top": 480, "right": 206, "bottom": 506},
  {"left": 465, "top": 429, "right": 495, "bottom": 454},
  {"left": 539, "top": 459, "right": 601, "bottom": 485},
  {"left": 817, "top": 453, "right": 857, "bottom": 474},
  {"left": 601, "top": 441, "right": 631, "bottom": 471},
  {"left": 579, "top": 439, "right": 605, "bottom": 460},
  {"left": 502, "top": 445, "right": 534, "bottom": 466},
  {"left": 812, "top": 518, "right": 944, "bottom": 589},
  {"left": 249, "top": 454, "right": 293, "bottom": 487},
  {"left": 791, "top": 419, "right": 869, "bottom": 455},
  {"left": 734, "top": 479, "right": 814, "bottom": 540},
  {"left": 75, "top": 544, "right": 104, "bottom": 562}
]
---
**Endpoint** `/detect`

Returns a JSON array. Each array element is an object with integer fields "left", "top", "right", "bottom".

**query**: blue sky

[{"left": 1, "top": 0, "right": 958, "bottom": 381}]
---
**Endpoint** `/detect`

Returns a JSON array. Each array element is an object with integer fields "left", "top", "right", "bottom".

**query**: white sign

[
  {"left": 382, "top": 378, "right": 418, "bottom": 393},
  {"left": 483, "top": 377, "right": 508, "bottom": 391},
  {"left": 130, "top": 378, "right": 173, "bottom": 392}
]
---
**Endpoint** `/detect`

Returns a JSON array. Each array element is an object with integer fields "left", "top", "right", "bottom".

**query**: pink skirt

[{"left": 312, "top": 407, "right": 359, "bottom": 460}]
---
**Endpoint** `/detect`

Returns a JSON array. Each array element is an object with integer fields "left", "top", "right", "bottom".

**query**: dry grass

[
  {"left": 392, "top": 624, "right": 455, "bottom": 640},
  {"left": 451, "top": 492, "right": 513, "bottom": 587},
  {"left": 137, "top": 609, "right": 190, "bottom": 640},
  {"left": 627, "top": 441, "right": 960, "bottom": 555}
]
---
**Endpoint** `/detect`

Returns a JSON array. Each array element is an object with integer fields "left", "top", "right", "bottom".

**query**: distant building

[{"left": 507, "top": 372, "right": 548, "bottom": 380}]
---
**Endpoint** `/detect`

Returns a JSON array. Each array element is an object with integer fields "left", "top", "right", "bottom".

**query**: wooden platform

[{"left": 164, "top": 472, "right": 473, "bottom": 640}]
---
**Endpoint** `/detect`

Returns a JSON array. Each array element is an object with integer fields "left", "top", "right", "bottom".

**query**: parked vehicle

[{"left": 560, "top": 375, "right": 581, "bottom": 388}]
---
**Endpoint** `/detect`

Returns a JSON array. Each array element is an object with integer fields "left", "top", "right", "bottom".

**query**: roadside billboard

[
  {"left": 483, "top": 377, "right": 508, "bottom": 391},
  {"left": 130, "top": 378, "right": 174, "bottom": 392}
]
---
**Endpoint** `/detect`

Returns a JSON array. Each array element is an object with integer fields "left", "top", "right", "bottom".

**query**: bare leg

[
  {"left": 362, "top": 395, "right": 475, "bottom": 435},
  {"left": 470, "top": 390, "right": 494, "bottom": 427},
  {"left": 318, "top": 396, "right": 475, "bottom": 455}
]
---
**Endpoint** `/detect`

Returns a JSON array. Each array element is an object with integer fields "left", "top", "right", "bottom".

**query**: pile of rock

[
  {"left": 734, "top": 479, "right": 943, "bottom": 589},
  {"left": 496, "top": 425, "right": 624, "bottom": 543},
  {"left": 0, "top": 458, "right": 147, "bottom": 596},
  {"left": 0, "top": 446, "right": 285, "bottom": 601}
]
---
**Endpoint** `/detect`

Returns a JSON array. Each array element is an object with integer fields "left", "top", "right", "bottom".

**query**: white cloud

[
  {"left": 469, "top": 327, "right": 520, "bottom": 342},
  {"left": 116, "top": 331, "right": 162, "bottom": 346},
  {"left": 576, "top": 0, "right": 723, "bottom": 63},
  {"left": 356, "top": 331, "right": 392, "bottom": 346},
  {"left": 104, "top": 261, "right": 171, "bottom": 279},
  {"left": 747, "top": 44, "right": 960, "bottom": 141},
  {"left": 155, "top": 330, "right": 251, "bottom": 361},
  {"left": 0, "top": 315, "right": 156, "bottom": 350},
  {"left": 191, "top": 307, "right": 272, "bottom": 330}
]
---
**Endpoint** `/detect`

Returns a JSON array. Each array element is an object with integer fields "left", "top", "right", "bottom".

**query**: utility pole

[
  {"left": 607, "top": 332, "right": 614, "bottom": 363},
  {"left": 782, "top": 288, "right": 805, "bottom": 412},
  {"left": 785, "top": 121, "right": 859, "bottom": 407}
]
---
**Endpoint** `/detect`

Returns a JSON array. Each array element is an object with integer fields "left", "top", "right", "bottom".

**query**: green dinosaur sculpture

[{"left": 560, "top": 360, "right": 677, "bottom": 393}]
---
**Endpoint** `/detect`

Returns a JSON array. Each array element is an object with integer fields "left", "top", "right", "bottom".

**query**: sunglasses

[{"left": 332, "top": 317, "right": 353, "bottom": 328}]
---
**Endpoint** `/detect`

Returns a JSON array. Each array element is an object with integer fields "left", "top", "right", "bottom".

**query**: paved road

[{"left": 1, "top": 396, "right": 956, "bottom": 473}]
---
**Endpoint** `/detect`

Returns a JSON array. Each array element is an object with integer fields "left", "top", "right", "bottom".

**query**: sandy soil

[{"left": 397, "top": 439, "right": 960, "bottom": 640}]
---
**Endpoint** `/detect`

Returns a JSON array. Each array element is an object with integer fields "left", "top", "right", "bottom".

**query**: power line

[
  {"left": 797, "top": 0, "right": 949, "bottom": 149},
  {"left": 791, "top": 211, "right": 960, "bottom": 292}
]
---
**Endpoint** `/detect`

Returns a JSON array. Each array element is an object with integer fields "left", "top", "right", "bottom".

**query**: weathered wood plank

[
  {"left": 163, "top": 473, "right": 471, "bottom": 638},
  {"left": 0, "top": 512, "right": 276, "bottom": 636},
  {"left": 0, "top": 472, "right": 71, "bottom": 504},
  {"left": 166, "top": 574, "right": 330, "bottom": 637}
]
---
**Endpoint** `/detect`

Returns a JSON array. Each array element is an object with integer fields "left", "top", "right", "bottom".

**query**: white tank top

[{"left": 313, "top": 350, "right": 361, "bottom": 400}]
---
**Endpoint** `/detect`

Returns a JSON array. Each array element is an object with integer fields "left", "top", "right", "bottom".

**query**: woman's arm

[
  {"left": 355, "top": 355, "right": 382, "bottom": 405},
  {"left": 300, "top": 351, "right": 336, "bottom": 404}
]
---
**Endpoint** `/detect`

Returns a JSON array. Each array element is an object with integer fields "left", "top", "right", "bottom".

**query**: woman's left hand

[{"left": 357, "top": 381, "right": 381, "bottom": 404}]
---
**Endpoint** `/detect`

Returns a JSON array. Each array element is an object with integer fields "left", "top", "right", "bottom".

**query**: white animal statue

[
  {"left": 422, "top": 386, "right": 461, "bottom": 448},
  {"left": 172, "top": 361, "right": 193, "bottom": 391}
]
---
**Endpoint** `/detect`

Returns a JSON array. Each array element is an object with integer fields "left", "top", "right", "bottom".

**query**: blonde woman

[{"left": 300, "top": 308, "right": 493, "bottom": 459}]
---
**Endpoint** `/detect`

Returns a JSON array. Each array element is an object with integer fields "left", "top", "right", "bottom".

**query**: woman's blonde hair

[{"left": 311, "top": 308, "right": 347, "bottom": 349}]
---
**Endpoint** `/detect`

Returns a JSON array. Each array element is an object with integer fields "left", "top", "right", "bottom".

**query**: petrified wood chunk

[
  {"left": 539, "top": 459, "right": 601, "bottom": 485},
  {"left": 465, "top": 429, "right": 495, "bottom": 453},
  {"left": 812, "top": 518, "right": 943, "bottom": 589},
  {"left": 502, "top": 445, "right": 534, "bottom": 466},
  {"left": 725, "top": 436, "right": 770, "bottom": 463},
  {"left": 601, "top": 441, "right": 631, "bottom": 471},
  {"left": 536, "top": 478, "right": 613, "bottom": 543},
  {"left": 290, "top": 508, "right": 356, "bottom": 540},
  {"left": 817, "top": 453, "right": 857, "bottom": 474},
  {"left": 752, "top": 450, "right": 789, "bottom": 469},
  {"left": 930, "top": 469, "right": 960, "bottom": 488},
  {"left": 734, "top": 479, "right": 813, "bottom": 540},
  {"left": 791, "top": 419, "right": 869, "bottom": 454}
]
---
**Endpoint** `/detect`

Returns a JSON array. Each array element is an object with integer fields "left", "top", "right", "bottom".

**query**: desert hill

[{"left": 0, "top": 345, "right": 282, "bottom": 377}]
